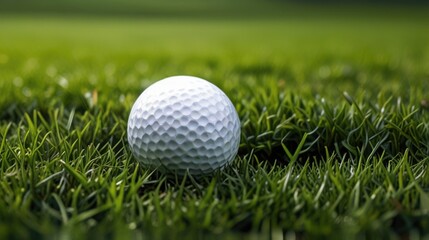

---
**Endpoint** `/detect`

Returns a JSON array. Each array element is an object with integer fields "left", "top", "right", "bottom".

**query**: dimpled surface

[{"left": 127, "top": 76, "right": 241, "bottom": 175}]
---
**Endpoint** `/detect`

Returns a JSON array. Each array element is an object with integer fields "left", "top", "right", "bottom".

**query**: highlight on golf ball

[{"left": 127, "top": 75, "right": 241, "bottom": 175}]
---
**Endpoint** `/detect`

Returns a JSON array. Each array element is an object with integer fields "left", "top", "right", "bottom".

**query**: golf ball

[{"left": 127, "top": 76, "right": 241, "bottom": 175}]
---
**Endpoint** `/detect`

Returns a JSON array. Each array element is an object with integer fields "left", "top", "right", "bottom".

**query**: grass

[{"left": 0, "top": 8, "right": 429, "bottom": 239}]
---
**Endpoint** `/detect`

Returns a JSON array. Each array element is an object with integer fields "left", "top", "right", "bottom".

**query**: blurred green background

[
  {"left": 1, "top": 0, "right": 428, "bottom": 103},
  {"left": 1, "top": 0, "right": 428, "bottom": 17},
  {"left": 0, "top": 0, "right": 428, "bottom": 117}
]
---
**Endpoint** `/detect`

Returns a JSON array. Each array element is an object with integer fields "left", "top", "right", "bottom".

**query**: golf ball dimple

[{"left": 127, "top": 76, "right": 241, "bottom": 175}]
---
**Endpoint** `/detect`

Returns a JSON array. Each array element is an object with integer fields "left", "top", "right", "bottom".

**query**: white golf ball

[{"left": 127, "top": 76, "right": 241, "bottom": 175}]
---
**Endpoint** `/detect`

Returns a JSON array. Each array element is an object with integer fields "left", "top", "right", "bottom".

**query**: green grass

[{"left": 1, "top": 9, "right": 429, "bottom": 239}]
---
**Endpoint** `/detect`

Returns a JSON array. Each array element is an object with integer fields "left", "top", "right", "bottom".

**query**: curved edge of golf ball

[{"left": 127, "top": 75, "right": 241, "bottom": 175}]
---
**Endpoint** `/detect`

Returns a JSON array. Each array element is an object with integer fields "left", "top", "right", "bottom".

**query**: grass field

[{"left": 1, "top": 5, "right": 429, "bottom": 239}]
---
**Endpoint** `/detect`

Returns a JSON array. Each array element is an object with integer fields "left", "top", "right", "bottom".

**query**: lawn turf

[{"left": 0, "top": 9, "right": 429, "bottom": 240}]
